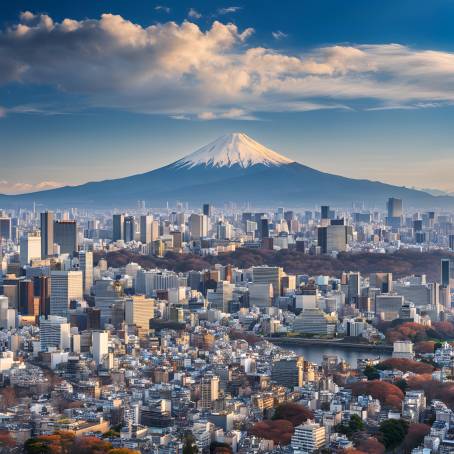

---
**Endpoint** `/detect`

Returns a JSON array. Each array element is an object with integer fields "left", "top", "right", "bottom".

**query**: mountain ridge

[{"left": 0, "top": 132, "right": 453, "bottom": 209}]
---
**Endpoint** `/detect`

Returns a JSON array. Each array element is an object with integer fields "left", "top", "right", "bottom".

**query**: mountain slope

[{"left": 0, "top": 133, "right": 452, "bottom": 209}]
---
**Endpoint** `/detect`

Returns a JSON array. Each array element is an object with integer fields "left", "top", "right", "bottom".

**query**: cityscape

[{"left": 3, "top": 1, "right": 454, "bottom": 454}]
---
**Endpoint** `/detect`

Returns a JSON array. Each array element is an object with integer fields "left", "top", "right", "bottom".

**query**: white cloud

[
  {"left": 272, "top": 30, "right": 287, "bottom": 40},
  {"left": 218, "top": 6, "right": 242, "bottom": 15},
  {"left": 0, "top": 180, "right": 64, "bottom": 194},
  {"left": 2, "top": 13, "right": 454, "bottom": 120},
  {"left": 188, "top": 8, "right": 202, "bottom": 19},
  {"left": 154, "top": 5, "right": 170, "bottom": 13}
]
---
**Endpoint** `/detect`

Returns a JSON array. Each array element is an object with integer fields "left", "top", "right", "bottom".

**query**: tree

[
  {"left": 272, "top": 402, "right": 313, "bottom": 426},
  {"left": 249, "top": 419, "right": 294, "bottom": 445},
  {"left": 363, "top": 366, "right": 380, "bottom": 381},
  {"left": 355, "top": 437, "right": 385, "bottom": 454},
  {"left": 378, "top": 419, "right": 408, "bottom": 450},
  {"left": 335, "top": 414, "right": 364, "bottom": 439},
  {"left": 183, "top": 433, "right": 199, "bottom": 454},
  {"left": 402, "top": 423, "right": 430, "bottom": 452}
]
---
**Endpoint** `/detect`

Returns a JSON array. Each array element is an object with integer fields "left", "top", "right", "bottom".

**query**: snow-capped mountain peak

[{"left": 174, "top": 132, "right": 294, "bottom": 169}]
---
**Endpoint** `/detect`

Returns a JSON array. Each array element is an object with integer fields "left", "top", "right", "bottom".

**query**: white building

[
  {"left": 291, "top": 421, "right": 326, "bottom": 453},
  {"left": 393, "top": 340, "right": 415, "bottom": 360},
  {"left": 19, "top": 231, "right": 41, "bottom": 266},
  {"left": 92, "top": 331, "right": 109, "bottom": 366},
  {"left": 40, "top": 316, "right": 71, "bottom": 351}
]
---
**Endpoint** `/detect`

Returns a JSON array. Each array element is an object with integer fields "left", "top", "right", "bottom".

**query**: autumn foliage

[
  {"left": 415, "top": 341, "right": 436, "bottom": 354},
  {"left": 378, "top": 358, "right": 435, "bottom": 374},
  {"left": 249, "top": 419, "right": 294, "bottom": 445},
  {"left": 407, "top": 374, "right": 454, "bottom": 410},
  {"left": 272, "top": 402, "right": 314, "bottom": 426},
  {"left": 348, "top": 380, "right": 404, "bottom": 409},
  {"left": 402, "top": 424, "right": 430, "bottom": 452},
  {"left": 25, "top": 432, "right": 139, "bottom": 454}
]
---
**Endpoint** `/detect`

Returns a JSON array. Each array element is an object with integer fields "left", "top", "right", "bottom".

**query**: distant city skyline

[{"left": 2, "top": 0, "right": 454, "bottom": 193}]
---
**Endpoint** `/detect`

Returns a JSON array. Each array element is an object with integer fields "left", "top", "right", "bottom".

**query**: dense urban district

[{"left": 1, "top": 199, "right": 454, "bottom": 453}]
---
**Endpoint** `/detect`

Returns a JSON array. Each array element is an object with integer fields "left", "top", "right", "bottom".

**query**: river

[{"left": 286, "top": 344, "right": 392, "bottom": 368}]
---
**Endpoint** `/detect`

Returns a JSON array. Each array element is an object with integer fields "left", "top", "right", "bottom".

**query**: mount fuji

[{"left": 1, "top": 132, "right": 453, "bottom": 209}]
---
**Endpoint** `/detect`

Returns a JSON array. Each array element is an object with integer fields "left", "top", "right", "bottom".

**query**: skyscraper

[
  {"left": 0, "top": 215, "right": 11, "bottom": 242},
  {"left": 124, "top": 216, "right": 136, "bottom": 242},
  {"left": 203, "top": 203, "right": 211, "bottom": 217},
  {"left": 252, "top": 266, "right": 284, "bottom": 298},
  {"left": 76, "top": 250, "right": 93, "bottom": 294},
  {"left": 40, "top": 211, "right": 54, "bottom": 258},
  {"left": 50, "top": 270, "right": 83, "bottom": 317},
  {"left": 318, "top": 223, "right": 347, "bottom": 254},
  {"left": 40, "top": 316, "right": 71, "bottom": 351},
  {"left": 387, "top": 197, "right": 403, "bottom": 228},
  {"left": 54, "top": 220, "right": 78, "bottom": 255},
  {"left": 92, "top": 331, "right": 109, "bottom": 366},
  {"left": 140, "top": 215, "right": 153, "bottom": 244},
  {"left": 112, "top": 214, "right": 125, "bottom": 242},
  {"left": 19, "top": 231, "right": 41, "bottom": 266}
]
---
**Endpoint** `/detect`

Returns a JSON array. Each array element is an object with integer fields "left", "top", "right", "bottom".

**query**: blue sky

[{"left": 1, "top": 0, "right": 454, "bottom": 194}]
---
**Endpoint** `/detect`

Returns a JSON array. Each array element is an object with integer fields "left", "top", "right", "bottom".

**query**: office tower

[
  {"left": 318, "top": 223, "right": 347, "bottom": 254},
  {"left": 387, "top": 197, "right": 403, "bottom": 217},
  {"left": 375, "top": 295, "right": 404, "bottom": 321},
  {"left": 259, "top": 218, "right": 269, "bottom": 239},
  {"left": 271, "top": 357, "right": 304, "bottom": 388},
  {"left": 347, "top": 272, "right": 361, "bottom": 304},
  {"left": 19, "top": 279, "right": 35, "bottom": 315},
  {"left": 92, "top": 331, "right": 109, "bottom": 366},
  {"left": 171, "top": 231, "right": 183, "bottom": 250},
  {"left": 200, "top": 374, "right": 219, "bottom": 410},
  {"left": 216, "top": 221, "right": 232, "bottom": 240},
  {"left": 441, "top": 258, "right": 454, "bottom": 288},
  {"left": 36, "top": 275, "right": 51, "bottom": 316},
  {"left": 77, "top": 251, "right": 93, "bottom": 294},
  {"left": 321, "top": 205, "right": 330, "bottom": 220},
  {"left": 40, "top": 316, "right": 71, "bottom": 351},
  {"left": 0, "top": 296, "right": 15, "bottom": 330},
  {"left": 252, "top": 266, "right": 284, "bottom": 298},
  {"left": 112, "top": 214, "right": 125, "bottom": 241},
  {"left": 19, "top": 231, "right": 41, "bottom": 266},
  {"left": 207, "top": 281, "right": 234, "bottom": 312},
  {"left": 291, "top": 422, "right": 326, "bottom": 453},
  {"left": 370, "top": 272, "right": 393, "bottom": 293},
  {"left": 54, "top": 220, "right": 78, "bottom": 255},
  {"left": 50, "top": 271, "right": 83, "bottom": 317},
  {"left": 189, "top": 213, "right": 206, "bottom": 240},
  {"left": 449, "top": 235, "right": 454, "bottom": 251},
  {"left": 413, "top": 219, "right": 423, "bottom": 232},
  {"left": 40, "top": 211, "right": 54, "bottom": 258},
  {"left": 386, "top": 197, "right": 403, "bottom": 227},
  {"left": 203, "top": 203, "right": 211, "bottom": 217},
  {"left": 125, "top": 295, "right": 154, "bottom": 337},
  {"left": 0, "top": 215, "right": 11, "bottom": 241},
  {"left": 124, "top": 216, "right": 136, "bottom": 242},
  {"left": 140, "top": 215, "right": 153, "bottom": 243}
]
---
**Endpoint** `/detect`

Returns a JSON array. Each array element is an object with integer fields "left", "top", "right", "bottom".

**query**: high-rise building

[
  {"left": 0, "top": 215, "right": 11, "bottom": 242},
  {"left": 189, "top": 213, "right": 207, "bottom": 240},
  {"left": 124, "top": 216, "right": 136, "bottom": 242},
  {"left": 76, "top": 251, "right": 93, "bottom": 294},
  {"left": 370, "top": 272, "right": 393, "bottom": 293},
  {"left": 387, "top": 197, "right": 403, "bottom": 227},
  {"left": 50, "top": 271, "right": 83, "bottom": 317},
  {"left": 54, "top": 220, "right": 78, "bottom": 255},
  {"left": 20, "top": 231, "right": 41, "bottom": 266},
  {"left": 140, "top": 215, "right": 153, "bottom": 244},
  {"left": 125, "top": 295, "right": 155, "bottom": 337},
  {"left": 441, "top": 258, "right": 454, "bottom": 288},
  {"left": 318, "top": 223, "right": 347, "bottom": 254},
  {"left": 92, "top": 330, "right": 109, "bottom": 366},
  {"left": 40, "top": 316, "right": 71, "bottom": 351},
  {"left": 321, "top": 205, "right": 330, "bottom": 220},
  {"left": 40, "top": 211, "right": 54, "bottom": 258},
  {"left": 19, "top": 279, "right": 36, "bottom": 316},
  {"left": 200, "top": 374, "right": 219, "bottom": 410},
  {"left": 112, "top": 214, "right": 125, "bottom": 241},
  {"left": 203, "top": 203, "right": 211, "bottom": 217},
  {"left": 271, "top": 357, "right": 304, "bottom": 388},
  {"left": 252, "top": 266, "right": 284, "bottom": 298}
]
